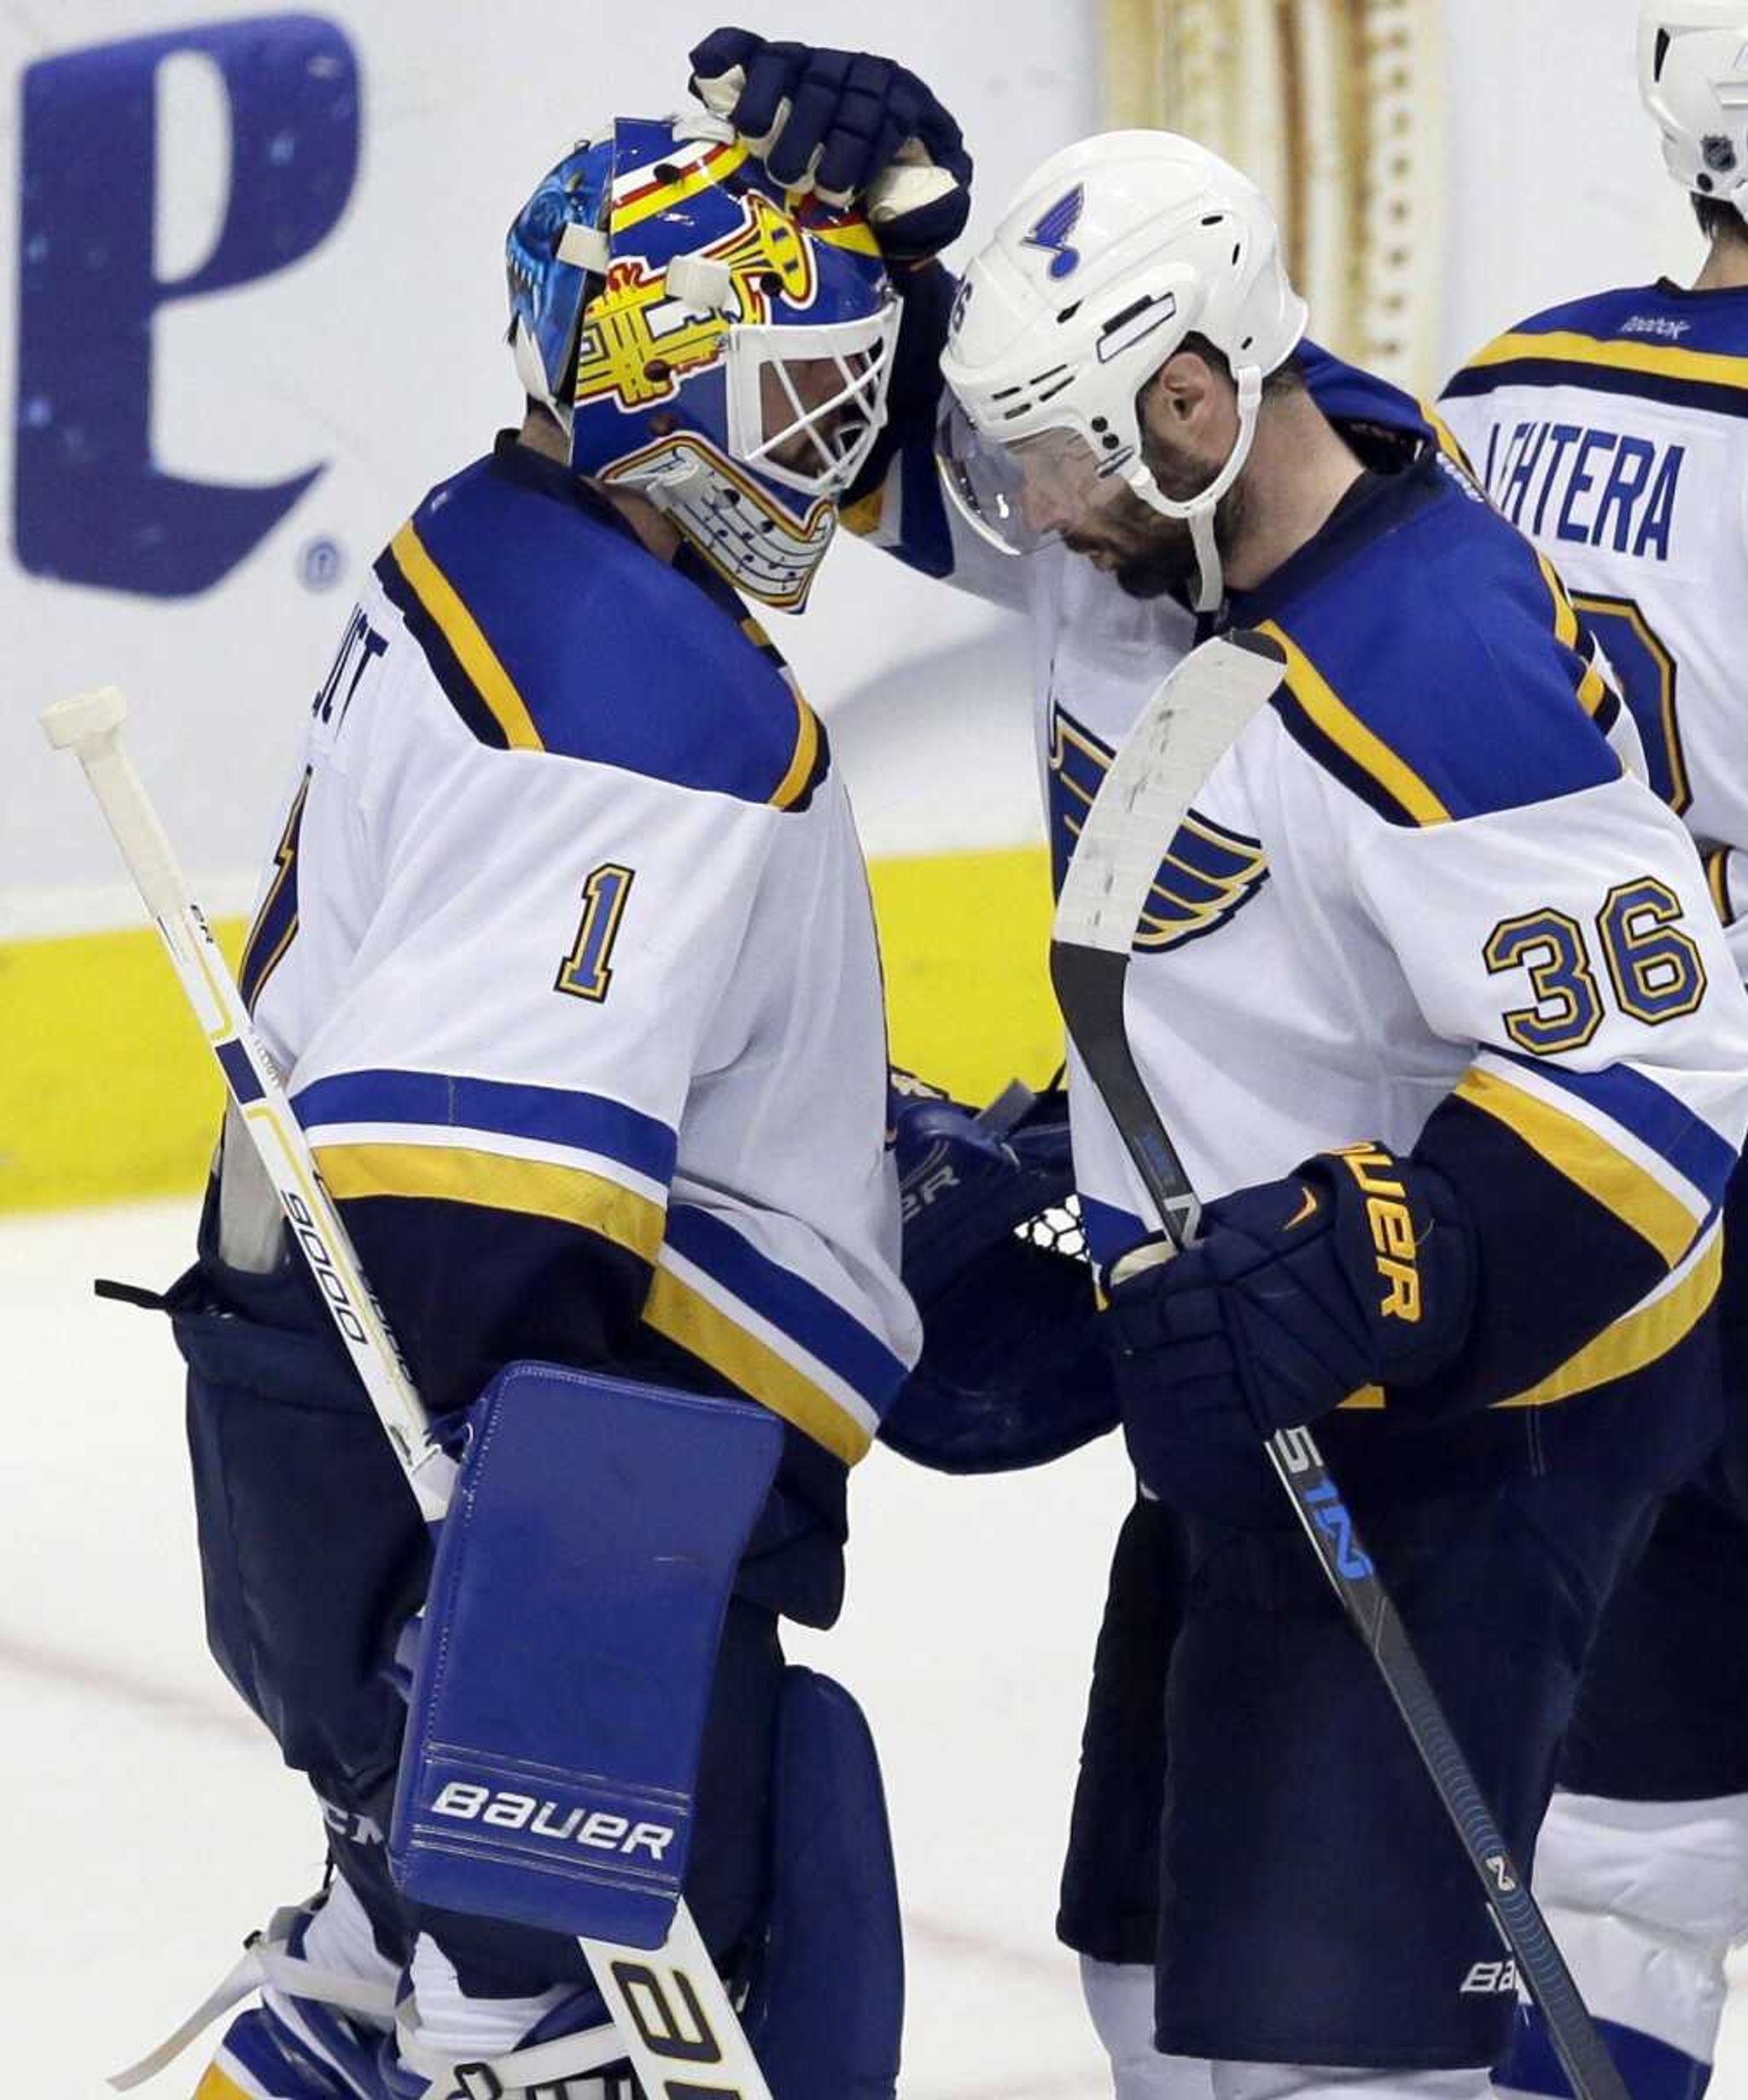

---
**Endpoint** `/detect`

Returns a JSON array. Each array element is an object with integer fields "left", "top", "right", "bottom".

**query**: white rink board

[
  {"left": 0, "top": 0, "right": 1721, "bottom": 930},
  {"left": 0, "top": 0, "right": 1092, "bottom": 924}
]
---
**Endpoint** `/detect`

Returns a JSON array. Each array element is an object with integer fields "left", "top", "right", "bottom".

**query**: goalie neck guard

[{"left": 507, "top": 116, "right": 900, "bottom": 611}]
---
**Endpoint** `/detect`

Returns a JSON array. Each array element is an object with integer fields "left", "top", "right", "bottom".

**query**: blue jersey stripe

[
  {"left": 1497, "top": 1052, "right": 1739, "bottom": 1209},
  {"left": 292, "top": 1067, "right": 677, "bottom": 1187},
  {"left": 662, "top": 1203, "right": 907, "bottom": 1409}
]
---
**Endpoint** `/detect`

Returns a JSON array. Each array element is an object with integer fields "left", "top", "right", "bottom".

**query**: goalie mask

[
  {"left": 507, "top": 116, "right": 900, "bottom": 610},
  {"left": 937, "top": 131, "right": 1307, "bottom": 614}
]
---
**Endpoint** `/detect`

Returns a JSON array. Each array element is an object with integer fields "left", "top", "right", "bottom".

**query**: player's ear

[
  {"left": 1144, "top": 349, "right": 1238, "bottom": 451},
  {"left": 1141, "top": 354, "right": 1205, "bottom": 436}
]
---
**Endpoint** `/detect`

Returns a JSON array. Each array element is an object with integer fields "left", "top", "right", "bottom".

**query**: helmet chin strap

[{"left": 1126, "top": 365, "right": 1264, "bottom": 615}]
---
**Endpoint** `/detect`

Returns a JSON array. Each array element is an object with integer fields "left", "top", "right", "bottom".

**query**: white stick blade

[{"left": 1052, "top": 631, "right": 1286, "bottom": 957}]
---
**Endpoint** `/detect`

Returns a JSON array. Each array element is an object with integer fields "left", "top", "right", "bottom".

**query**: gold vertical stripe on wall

[
  {"left": 1099, "top": 0, "right": 1445, "bottom": 394},
  {"left": 0, "top": 846, "right": 1063, "bottom": 1215}
]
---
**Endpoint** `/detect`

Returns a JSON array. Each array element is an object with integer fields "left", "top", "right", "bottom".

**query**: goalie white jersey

[
  {"left": 235, "top": 435, "right": 918, "bottom": 1471},
  {"left": 1441, "top": 282, "right": 1748, "bottom": 978}
]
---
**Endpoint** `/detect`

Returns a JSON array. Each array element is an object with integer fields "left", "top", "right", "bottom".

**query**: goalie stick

[
  {"left": 1049, "top": 628, "right": 1630, "bottom": 2100},
  {"left": 42, "top": 685, "right": 778, "bottom": 2100}
]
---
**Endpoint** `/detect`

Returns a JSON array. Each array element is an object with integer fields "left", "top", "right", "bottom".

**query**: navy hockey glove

[
  {"left": 1106, "top": 1144, "right": 1475, "bottom": 1508},
  {"left": 884, "top": 1075, "right": 1118, "bottom": 1473},
  {"left": 689, "top": 27, "right": 972, "bottom": 260}
]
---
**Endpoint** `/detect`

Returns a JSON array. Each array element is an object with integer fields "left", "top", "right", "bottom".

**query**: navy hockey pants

[
  {"left": 1060, "top": 1461, "right": 1663, "bottom": 2068},
  {"left": 1559, "top": 1166, "right": 1748, "bottom": 1804}
]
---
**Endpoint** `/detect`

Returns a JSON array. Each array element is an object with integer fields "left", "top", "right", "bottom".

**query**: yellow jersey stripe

[
  {"left": 839, "top": 485, "right": 887, "bottom": 538},
  {"left": 770, "top": 685, "right": 823, "bottom": 809},
  {"left": 1468, "top": 329, "right": 1748, "bottom": 393},
  {"left": 1535, "top": 552, "right": 1609, "bottom": 716},
  {"left": 810, "top": 217, "right": 883, "bottom": 257},
  {"left": 1419, "top": 399, "right": 1475, "bottom": 475},
  {"left": 1258, "top": 621, "right": 1453, "bottom": 826},
  {"left": 1495, "top": 1231, "right": 1722, "bottom": 1409},
  {"left": 1456, "top": 1068, "right": 1700, "bottom": 1268},
  {"left": 389, "top": 524, "right": 545, "bottom": 752},
  {"left": 1708, "top": 846, "right": 1735, "bottom": 927},
  {"left": 195, "top": 2065, "right": 253, "bottom": 2100},
  {"left": 613, "top": 142, "right": 750, "bottom": 232},
  {"left": 1539, "top": 551, "right": 1579, "bottom": 651},
  {"left": 643, "top": 1268, "right": 873, "bottom": 1464},
  {"left": 1337, "top": 1234, "right": 1720, "bottom": 1415},
  {"left": 316, "top": 1140, "right": 666, "bottom": 1262}
]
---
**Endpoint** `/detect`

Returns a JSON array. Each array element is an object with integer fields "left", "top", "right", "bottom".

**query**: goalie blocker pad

[{"left": 389, "top": 1362, "right": 782, "bottom": 1951}]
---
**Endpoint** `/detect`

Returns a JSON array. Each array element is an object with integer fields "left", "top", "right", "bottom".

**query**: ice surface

[{"left": 7, "top": 1199, "right": 1745, "bottom": 2097}]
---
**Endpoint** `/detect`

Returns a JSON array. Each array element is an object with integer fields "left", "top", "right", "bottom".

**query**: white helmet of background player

[
  {"left": 937, "top": 131, "right": 1308, "bottom": 612},
  {"left": 1640, "top": 3, "right": 1748, "bottom": 221}
]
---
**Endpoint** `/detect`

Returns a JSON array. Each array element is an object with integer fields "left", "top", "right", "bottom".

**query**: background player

[
  {"left": 143, "top": 102, "right": 970, "bottom": 2100},
  {"left": 1438, "top": 9, "right": 1748, "bottom": 2097}
]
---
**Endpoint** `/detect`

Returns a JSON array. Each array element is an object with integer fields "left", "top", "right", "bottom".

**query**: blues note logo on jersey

[
  {"left": 1023, "top": 185, "right": 1085, "bottom": 281},
  {"left": 1050, "top": 704, "right": 1268, "bottom": 949}
]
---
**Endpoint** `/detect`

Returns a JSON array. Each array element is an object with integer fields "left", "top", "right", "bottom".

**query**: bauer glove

[
  {"left": 689, "top": 26, "right": 972, "bottom": 260},
  {"left": 1104, "top": 1143, "right": 1475, "bottom": 1508}
]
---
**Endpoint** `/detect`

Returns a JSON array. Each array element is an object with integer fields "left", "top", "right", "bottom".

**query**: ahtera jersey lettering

[
  {"left": 1441, "top": 282, "right": 1748, "bottom": 977},
  {"left": 236, "top": 434, "right": 918, "bottom": 1470}
]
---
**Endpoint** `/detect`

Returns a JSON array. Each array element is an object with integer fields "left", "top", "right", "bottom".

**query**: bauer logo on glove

[{"left": 1103, "top": 1143, "right": 1476, "bottom": 1514}]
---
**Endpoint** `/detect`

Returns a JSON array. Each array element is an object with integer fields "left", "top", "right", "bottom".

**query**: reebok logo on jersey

[
  {"left": 429, "top": 1782, "right": 674, "bottom": 1861},
  {"left": 1284, "top": 1185, "right": 1320, "bottom": 1231},
  {"left": 1620, "top": 313, "right": 1692, "bottom": 341},
  {"left": 1333, "top": 1144, "right": 1422, "bottom": 1323}
]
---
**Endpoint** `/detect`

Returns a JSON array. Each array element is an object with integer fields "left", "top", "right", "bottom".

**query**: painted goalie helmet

[
  {"left": 506, "top": 114, "right": 900, "bottom": 610},
  {"left": 1640, "top": 2, "right": 1748, "bottom": 220}
]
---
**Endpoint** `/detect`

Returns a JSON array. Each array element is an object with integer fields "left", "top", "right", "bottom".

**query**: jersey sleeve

[
  {"left": 1703, "top": 843, "right": 1748, "bottom": 983},
  {"left": 283, "top": 738, "right": 776, "bottom": 1417},
  {"left": 1349, "top": 767, "right": 1748, "bottom": 1411}
]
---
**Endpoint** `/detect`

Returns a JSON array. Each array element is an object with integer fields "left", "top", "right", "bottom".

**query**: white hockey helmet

[
  {"left": 1639, "top": 3, "right": 1748, "bottom": 220},
  {"left": 938, "top": 131, "right": 1308, "bottom": 611}
]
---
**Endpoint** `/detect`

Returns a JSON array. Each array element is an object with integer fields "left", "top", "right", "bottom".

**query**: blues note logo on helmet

[{"left": 506, "top": 114, "right": 899, "bottom": 610}]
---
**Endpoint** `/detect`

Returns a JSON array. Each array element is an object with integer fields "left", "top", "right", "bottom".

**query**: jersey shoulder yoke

[
  {"left": 1258, "top": 464, "right": 1622, "bottom": 828},
  {"left": 1446, "top": 282, "right": 1748, "bottom": 421},
  {"left": 372, "top": 452, "right": 825, "bottom": 810}
]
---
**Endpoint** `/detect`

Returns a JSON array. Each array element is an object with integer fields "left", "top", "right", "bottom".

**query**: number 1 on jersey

[{"left": 557, "top": 862, "right": 636, "bottom": 1003}]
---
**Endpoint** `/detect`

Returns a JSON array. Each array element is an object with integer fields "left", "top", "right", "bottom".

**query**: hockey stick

[
  {"left": 43, "top": 686, "right": 777, "bottom": 2100},
  {"left": 1049, "top": 631, "right": 1630, "bottom": 2100}
]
